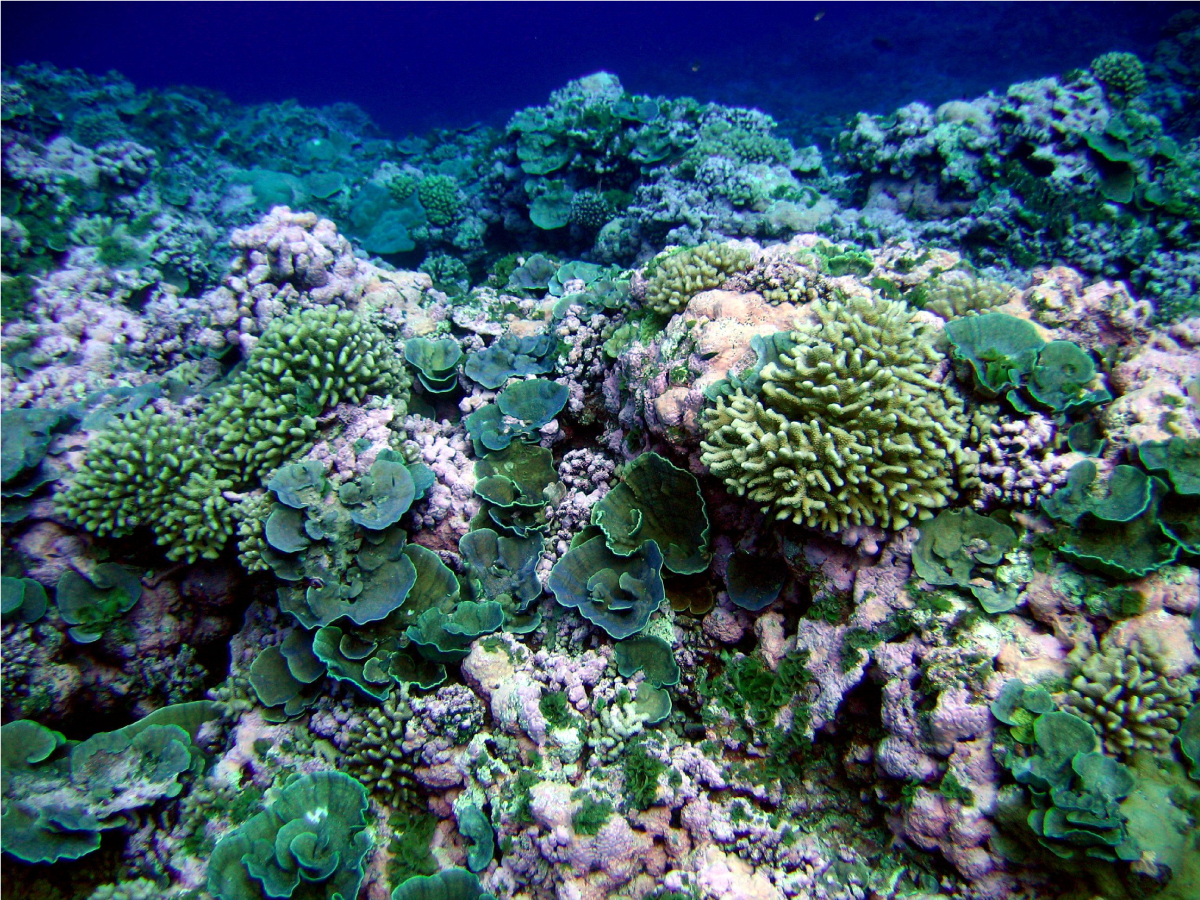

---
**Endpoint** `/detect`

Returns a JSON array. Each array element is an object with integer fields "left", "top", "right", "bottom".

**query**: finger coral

[
  {"left": 58, "top": 306, "right": 408, "bottom": 562},
  {"left": 700, "top": 293, "right": 978, "bottom": 532},
  {"left": 1060, "top": 635, "right": 1198, "bottom": 758},
  {"left": 56, "top": 409, "right": 234, "bottom": 562},
  {"left": 643, "top": 242, "right": 753, "bottom": 315}
]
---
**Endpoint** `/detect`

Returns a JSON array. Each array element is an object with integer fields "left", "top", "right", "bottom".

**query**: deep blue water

[{"left": 3, "top": 2, "right": 1187, "bottom": 143}]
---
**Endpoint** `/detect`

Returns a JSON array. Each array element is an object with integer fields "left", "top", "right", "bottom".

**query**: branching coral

[
  {"left": 975, "top": 410, "right": 1081, "bottom": 510},
  {"left": 337, "top": 692, "right": 420, "bottom": 802},
  {"left": 1060, "top": 635, "right": 1198, "bottom": 758},
  {"left": 417, "top": 175, "right": 463, "bottom": 226},
  {"left": 1091, "top": 51, "right": 1147, "bottom": 99},
  {"left": 722, "top": 254, "right": 830, "bottom": 306},
  {"left": 57, "top": 409, "right": 234, "bottom": 562},
  {"left": 923, "top": 270, "right": 1012, "bottom": 320},
  {"left": 206, "top": 306, "right": 407, "bottom": 482},
  {"left": 59, "top": 306, "right": 408, "bottom": 561},
  {"left": 700, "top": 293, "right": 978, "bottom": 532},
  {"left": 643, "top": 242, "right": 753, "bottom": 315}
]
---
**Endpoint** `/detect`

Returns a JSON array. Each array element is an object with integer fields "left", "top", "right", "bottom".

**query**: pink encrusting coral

[{"left": 975, "top": 412, "right": 1085, "bottom": 510}]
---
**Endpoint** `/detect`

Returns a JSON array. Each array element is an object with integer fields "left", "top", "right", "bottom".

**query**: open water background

[{"left": 3, "top": 2, "right": 1188, "bottom": 144}]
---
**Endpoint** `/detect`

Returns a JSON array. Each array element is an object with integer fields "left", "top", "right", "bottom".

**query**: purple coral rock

[
  {"left": 928, "top": 687, "right": 992, "bottom": 756},
  {"left": 792, "top": 619, "right": 868, "bottom": 733}
]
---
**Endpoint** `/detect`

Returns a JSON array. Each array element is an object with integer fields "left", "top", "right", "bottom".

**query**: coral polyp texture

[
  {"left": 4, "top": 31, "right": 1200, "bottom": 900},
  {"left": 642, "top": 242, "right": 753, "bottom": 315},
  {"left": 700, "top": 293, "right": 978, "bottom": 532},
  {"left": 1060, "top": 635, "right": 1198, "bottom": 758}
]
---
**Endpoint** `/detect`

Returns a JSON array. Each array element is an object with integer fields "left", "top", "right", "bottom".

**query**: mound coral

[{"left": 700, "top": 293, "right": 978, "bottom": 532}]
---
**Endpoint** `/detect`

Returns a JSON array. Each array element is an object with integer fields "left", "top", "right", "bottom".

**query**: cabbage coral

[{"left": 1061, "top": 635, "right": 1198, "bottom": 758}]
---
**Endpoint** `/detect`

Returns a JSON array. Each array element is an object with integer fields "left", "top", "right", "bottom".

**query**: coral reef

[{"left": 4, "top": 44, "right": 1200, "bottom": 900}]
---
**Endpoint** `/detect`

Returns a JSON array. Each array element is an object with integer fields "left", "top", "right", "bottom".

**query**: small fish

[{"left": 814, "top": 10, "right": 825, "bottom": 21}]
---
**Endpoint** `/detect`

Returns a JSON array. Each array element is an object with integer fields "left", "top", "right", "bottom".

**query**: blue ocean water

[
  {"left": 3, "top": 4, "right": 1200, "bottom": 900},
  {"left": 3, "top": 2, "right": 1186, "bottom": 141}
]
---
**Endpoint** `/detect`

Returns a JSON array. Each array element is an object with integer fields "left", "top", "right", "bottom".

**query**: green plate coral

[
  {"left": 590, "top": 452, "right": 710, "bottom": 575},
  {"left": 547, "top": 535, "right": 665, "bottom": 639},
  {"left": 208, "top": 771, "right": 373, "bottom": 900}
]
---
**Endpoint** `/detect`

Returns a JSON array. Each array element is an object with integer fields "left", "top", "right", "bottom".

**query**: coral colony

[{"left": 3, "top": 35, "right": 1200, "bottom": 900}]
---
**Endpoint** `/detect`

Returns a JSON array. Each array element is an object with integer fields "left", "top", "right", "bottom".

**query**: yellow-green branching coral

[
  {"left": 57, "top": 409, "right": 234, "bottom": 562},
  {"left": 700, "top": 294, "right": 978, "bottom": 532},
  {"left": 643, "top": 242, "right": 753, "bottom": 315},
  {"left": 1091, "top": 51, "right": 1147, "bottom": 99},
  {"left": 58, "top": 306, "right": 408, "bottom": 563},
  {"left": 205, "top": 306, "right": 406, "bottom": 483},
  {"left": 1061, "top": 635, "right": 1198, "bottom": 758},
  {"left": 924, "top": 270, "right": 1012, "bottom": 320}
]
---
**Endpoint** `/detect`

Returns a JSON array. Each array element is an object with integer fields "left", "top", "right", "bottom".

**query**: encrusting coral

[{"left": 700, "top": 292, "right": 978, "bottom": 532}]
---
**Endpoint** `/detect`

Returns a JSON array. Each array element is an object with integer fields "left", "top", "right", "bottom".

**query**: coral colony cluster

[{"left": 3, "top": 25, "right": 1200, "bottom": 900}]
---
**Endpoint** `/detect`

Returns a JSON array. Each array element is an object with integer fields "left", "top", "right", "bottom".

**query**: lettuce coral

[
  {"left": 0, "top": 576, "right": 47, "bottom": 626},
  {"left": 547, "top": 535, "right": 665, "bottom": 639},
  {"left": 700, "top": 293, "right": 978, "bottom": 532},
  {"left": 1, "top": 702, "right": 217, "bottom": 864},
  {"left": 590, "top": 452, "right": 710, "bottom": 575},
  {"left": 208, "top": 771, "right": 373, "bottom": 900},
  {"left": 390, "top": 868, "right": 492, "bottom": 900}
]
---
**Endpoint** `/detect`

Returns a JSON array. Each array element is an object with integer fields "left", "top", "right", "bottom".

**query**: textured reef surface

[{"left": 2, "top": 17, "right": 1200, "bottom": 900}]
